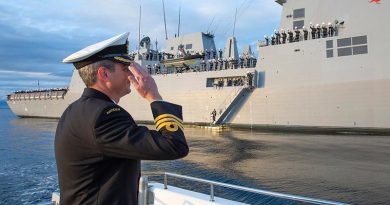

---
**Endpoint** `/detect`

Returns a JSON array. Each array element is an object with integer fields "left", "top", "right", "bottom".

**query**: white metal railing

[
  {"left": 49, "top": 172, "right": 350, "bottom": 205},
  {"left": 162, "top": 172, "right": 350, "bottom": 205}
]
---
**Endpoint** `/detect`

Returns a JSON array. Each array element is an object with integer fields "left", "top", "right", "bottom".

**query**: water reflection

[
  {"left": 0, "top": 109, "right": 58, "bottom": 204},
  {"left": 1, "top": 110, "right": 389, "bottom": 204},
  {"left": 10, "top": 117, "right": 58, "bottom": 133},
  {"left": 144, "top": 126, "right": 390, "bottom": 204}
]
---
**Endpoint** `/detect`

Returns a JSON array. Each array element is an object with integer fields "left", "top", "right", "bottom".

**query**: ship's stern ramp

[{"left": 214, "top": 85, "right": 255, "bottom": 125}]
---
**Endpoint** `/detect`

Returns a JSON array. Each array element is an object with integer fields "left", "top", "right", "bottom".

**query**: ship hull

[
  {"left": 6, "top": 92, "right": 80, "bottom": 118},
  {"left": 7, "top": 67, "right": 390, "bottom": 134}
]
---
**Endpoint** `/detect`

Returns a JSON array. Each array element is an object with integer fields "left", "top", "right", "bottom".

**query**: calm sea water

[{"left": 1, "top": 101, "right": 390, "bottom": 204}]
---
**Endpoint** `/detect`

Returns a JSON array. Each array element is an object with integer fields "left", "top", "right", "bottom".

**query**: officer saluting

[{"left": 56, "top": 32, "right": 189, "bottom": 205}]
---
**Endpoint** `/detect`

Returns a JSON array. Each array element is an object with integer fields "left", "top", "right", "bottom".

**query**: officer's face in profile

[{"left": 107, "top": 63, "right": 132, "bottom": 97}]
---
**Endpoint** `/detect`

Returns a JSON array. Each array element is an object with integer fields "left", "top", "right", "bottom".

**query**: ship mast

[
  {"left": 232, "top": 8, "right": 237, "bottom": 37},
  {"left": 162, "top": 0, "right": 168, "bottom": 40},
  {"left": 138, "top": 4, "right": 142, "bottom": 55},
  {"left": 177, "top": 5, "right": 181, "bottom": 37}
]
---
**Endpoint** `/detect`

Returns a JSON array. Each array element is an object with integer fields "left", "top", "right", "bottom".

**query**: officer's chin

[{"left": 121, "top": 87, "right": 131, "bottom": 97}]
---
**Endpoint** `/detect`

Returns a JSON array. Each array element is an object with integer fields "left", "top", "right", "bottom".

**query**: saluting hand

[{"left": 128, "top": 62, "right": 163, "bottom": 103}]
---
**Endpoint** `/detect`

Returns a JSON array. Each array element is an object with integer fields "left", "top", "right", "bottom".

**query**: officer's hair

[{"left": 78, "top": 60, "right": 115, "bottom": 87}]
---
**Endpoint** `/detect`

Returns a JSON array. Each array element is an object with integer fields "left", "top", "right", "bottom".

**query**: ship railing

[
  {"left": 7, "top": 89, "right": 68, "bottom": 101},
  {"left": 138, "top": 172, "right": 349, "bottom": 205}
]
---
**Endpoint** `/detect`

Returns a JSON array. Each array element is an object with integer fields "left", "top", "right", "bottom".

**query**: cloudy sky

[{"left": 0, "top": 0, "right": 281, "bottom": 100}]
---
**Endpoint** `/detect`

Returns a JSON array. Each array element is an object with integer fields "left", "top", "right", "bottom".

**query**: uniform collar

[{"left": 82, "top": 88, "right": 113, "bottom": 103}]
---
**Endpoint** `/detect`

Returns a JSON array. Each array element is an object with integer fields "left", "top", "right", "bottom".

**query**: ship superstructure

[{"left": 7, "top": 0, "right": 390, "bottom": 133}]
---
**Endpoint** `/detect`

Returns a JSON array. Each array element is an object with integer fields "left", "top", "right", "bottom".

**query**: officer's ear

[{"left": 97, "top": 66, "right": 109, "bottom": 81}]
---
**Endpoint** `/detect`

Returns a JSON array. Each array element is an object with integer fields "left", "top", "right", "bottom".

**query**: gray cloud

[
  {"left": 0, "top": 70, "right": 70, "bottom": 100},
  {"left": 0, "top": 0, "right": 281, "bottom": 100}
]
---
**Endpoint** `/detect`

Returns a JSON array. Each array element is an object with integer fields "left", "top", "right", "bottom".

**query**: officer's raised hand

[{"left": 128, "top": 62, "right": 162, "bottom": 102}]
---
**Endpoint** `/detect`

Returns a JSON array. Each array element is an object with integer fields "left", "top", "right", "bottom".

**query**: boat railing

[
  {"left": 153, "top": 172, "right": 349, "bottom": 205},
  {"left": 47, "top": 172, "right": 349, "bottom": 205}
]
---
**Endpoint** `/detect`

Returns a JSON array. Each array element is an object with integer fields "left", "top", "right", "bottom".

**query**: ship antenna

[
  {"left": 233, "top": 8, "right": 237, "bottom": 37},
  {"left": 207, "top": 16, "right": 215, "bottom": 33},
  {"left": 162, "top": 0, "right": 168, "bottom": 40},
  {"left": 177, "top": 5, "right": 181, "bottom": 37},
  {"left": 138, "top": 4, "right": 142, "bottom": 55}
]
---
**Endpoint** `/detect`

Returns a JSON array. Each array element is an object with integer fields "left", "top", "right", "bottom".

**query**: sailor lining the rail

[
  {"left": 294, "top": 27, "right": 301, "bottom": 42},
  {"left": 303, "top": 26, "right": 309, "bottom": 40},
  {"left": 310, "top": 22, "right": 316, "bottom": 39},
  {"left": 281, "top": 29, "right": 287, "bottom": 44},
  {"left": 322, "top": 22, "right": 328, "bottom": 38}
]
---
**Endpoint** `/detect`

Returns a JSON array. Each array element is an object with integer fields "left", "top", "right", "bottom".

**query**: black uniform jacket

[{"left": 55, "top": 88, "right": 188, "bottom": 205}]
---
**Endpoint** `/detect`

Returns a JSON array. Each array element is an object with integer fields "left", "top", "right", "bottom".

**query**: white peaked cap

[{"left": 63, "top": 32, "right": 131, "bottom": 69}]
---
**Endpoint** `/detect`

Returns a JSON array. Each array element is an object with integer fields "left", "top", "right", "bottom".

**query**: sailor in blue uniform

[
  {"left": 294, "top": 27, "right": 301, "bottom": 42},
  {"left": 281, "top": 29, "right": 287, "bottom": 44},
  {"left": 303, "top": 26, "right": 309, "bottom": 40},
  {"left": 322, "top": 22, "right": 328, "bottom": 38},
  {"left": 287, "top": 29, "right": 294, "bottom": 43},
  {"left": 264, "top": 35, "right": 269, "bottom": 46},
  {"left": 56, "top": 32, "right": 189, "bottom": 205},
  {"left": 310, "top": 22, "right": 316, "bottom": 39},
  {"left": 328, "top": 22, "right": 335, "bottom": 37},
  {"left": 316, "top": 24, "right": 321, "bottom": 38},
  {"left": 275, "top": 29, "right": 281, "bottom": 44}
]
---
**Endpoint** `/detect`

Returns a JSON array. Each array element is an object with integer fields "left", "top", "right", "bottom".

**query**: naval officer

[{"left": 55, "top": 32, "right": 189, "bottom": 205}]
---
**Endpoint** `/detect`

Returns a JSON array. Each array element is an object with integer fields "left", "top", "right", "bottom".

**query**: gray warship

[{"left": 6, "top": 0, "right": 390, "bottom": 134}]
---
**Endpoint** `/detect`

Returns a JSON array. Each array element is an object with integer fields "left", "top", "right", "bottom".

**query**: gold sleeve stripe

[
  {"left": 156, "top": 121, "right": 184, "bottom": 132},
  {"left": 156, "top": 118, "right": 184, "bottom": 130},
  {"left": 155, "top": 117, "right": 183, "bottom": 128},
  {"left": 154, "top": 114, "right": 183, "bottom": 124}
]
